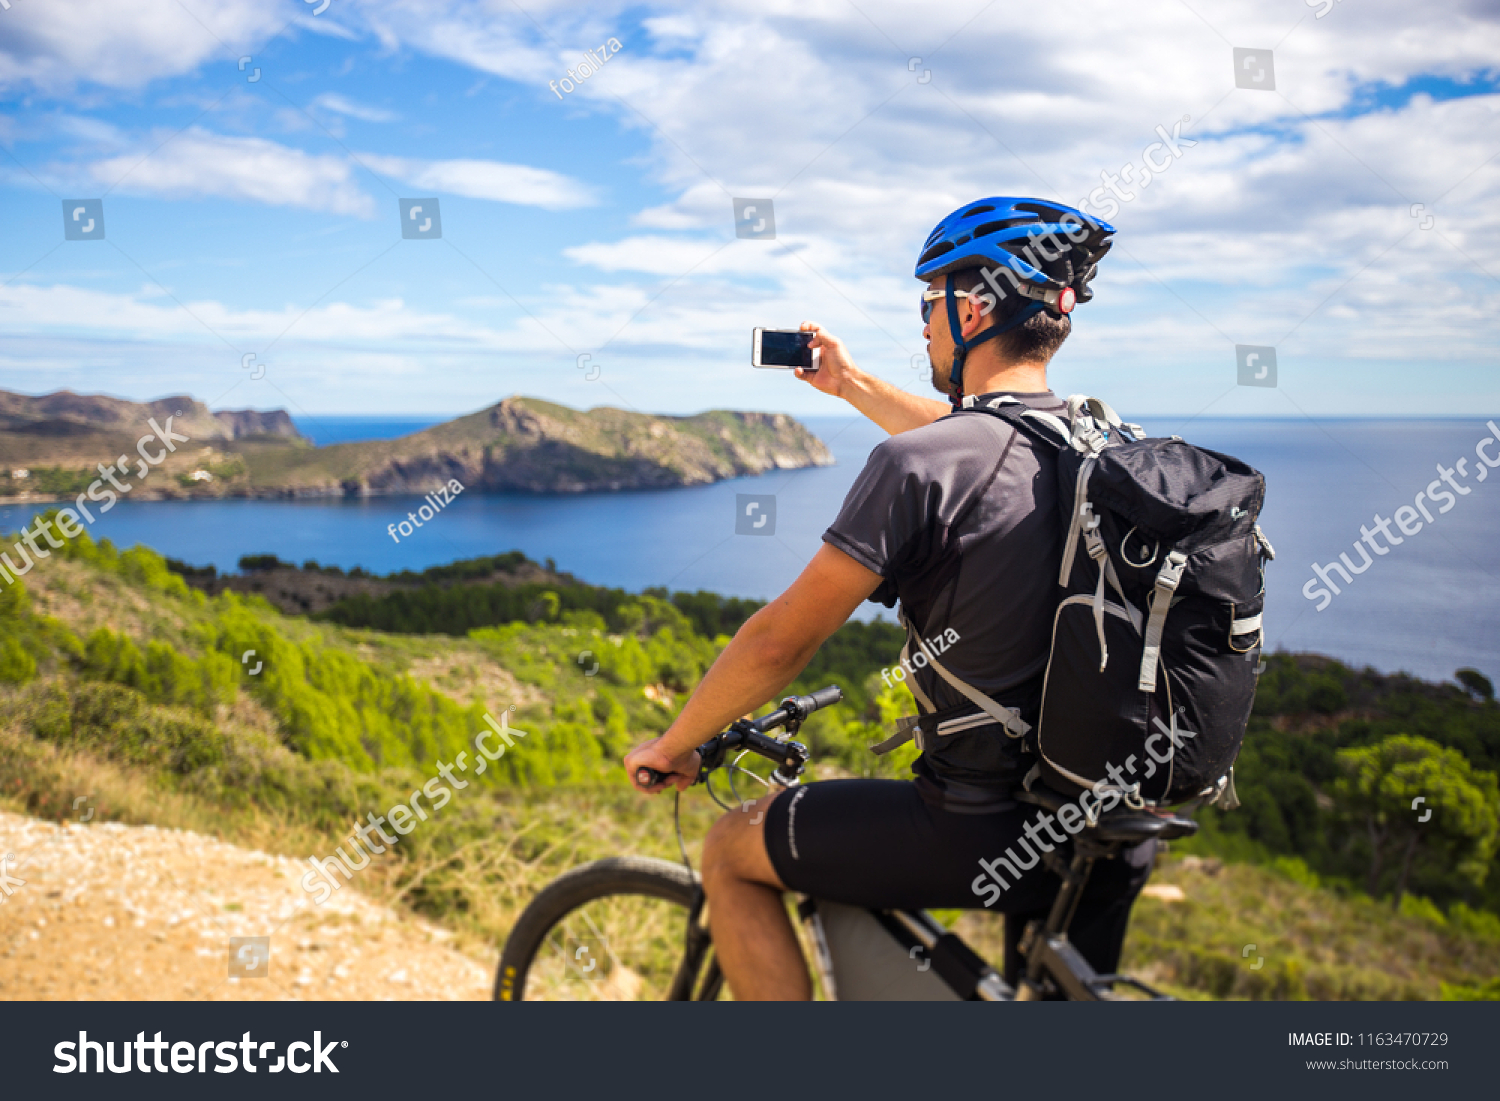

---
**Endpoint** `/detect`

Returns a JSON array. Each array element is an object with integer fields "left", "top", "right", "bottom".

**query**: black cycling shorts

[{"left": 762, "top": 778, "right": 1156, "bottom": 978}]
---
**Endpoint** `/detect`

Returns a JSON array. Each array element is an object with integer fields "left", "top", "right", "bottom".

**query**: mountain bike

[{"left": 495, "top": 686, "right": 1197, "bottom": 1001}]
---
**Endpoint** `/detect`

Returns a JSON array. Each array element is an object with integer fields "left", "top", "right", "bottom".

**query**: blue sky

[{"left": 1, "top": 0, "right": 1497, "bottom": 420}]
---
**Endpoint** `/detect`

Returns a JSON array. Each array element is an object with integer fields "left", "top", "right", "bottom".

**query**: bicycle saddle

[{"left": 1015, "top": 784, "right": 1199, "bottom": 843}]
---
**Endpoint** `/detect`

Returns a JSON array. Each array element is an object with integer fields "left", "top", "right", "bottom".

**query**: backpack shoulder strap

[{"left": 958, "top": 394, "right": 1071, "bottom": 451}]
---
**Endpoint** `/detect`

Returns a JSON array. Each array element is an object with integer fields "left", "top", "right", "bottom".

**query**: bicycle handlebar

[{"left": 633, "top": 685, "right": 843, "bottom": 790}]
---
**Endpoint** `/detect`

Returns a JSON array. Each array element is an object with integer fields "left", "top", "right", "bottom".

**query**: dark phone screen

[{"left": 758, "top": 329, "right": 813, "bottom": 368}]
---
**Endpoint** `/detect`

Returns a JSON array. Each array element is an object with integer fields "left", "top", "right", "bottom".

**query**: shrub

[
  {"left": 1448, "top": 903, "right": 1500, "bottom": 942},
  {"left": 238, "top": 555, "right": 285, "bottom": 571},
  {"left": 0, "top": 636, "right": 37, "bottom": 684},
  {"left": 25, "top": 681, "right": 229, "bottom": 774},
  {"left": 1397, "top": 893, "right": 1447, "bottom": 927},
  {"left": 1456, "top": 668, "right": 1495, "bottom": 702},
  {"left": 1440, "top": 976, "right": 1500, "bottom": 1000}
]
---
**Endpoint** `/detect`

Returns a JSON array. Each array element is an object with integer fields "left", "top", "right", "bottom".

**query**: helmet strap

[{"left": 944, "top": 284, "right": 1038, "bottom": 409}]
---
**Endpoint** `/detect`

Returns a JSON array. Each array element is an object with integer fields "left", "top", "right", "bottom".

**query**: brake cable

[{"left": 673, "top": 790, "right": 692, "bottom": 878}]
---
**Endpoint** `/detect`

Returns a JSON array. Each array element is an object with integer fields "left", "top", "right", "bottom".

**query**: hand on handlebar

[{"left": 624, "top": 737, "right": 701, "bottom": 795}]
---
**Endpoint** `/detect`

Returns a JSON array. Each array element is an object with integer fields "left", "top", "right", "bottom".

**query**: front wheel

[{"left": 496, "top": 856, "right": 720, "bottom": 1001}]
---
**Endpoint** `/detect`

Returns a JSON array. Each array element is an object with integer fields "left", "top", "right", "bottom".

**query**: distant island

[{"left": 0, "top": 389, "right": 834, "bottom": 500}]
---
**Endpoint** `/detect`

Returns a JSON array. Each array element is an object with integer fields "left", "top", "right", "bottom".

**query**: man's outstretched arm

[
  {"left": 624, "top": 544, "right": 883, "bottom": 790},
  {"left": 797, "top": 323, "right": 950, "bottom": 435}
]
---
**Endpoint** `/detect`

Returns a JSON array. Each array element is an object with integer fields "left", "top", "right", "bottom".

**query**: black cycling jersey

[
  {"left": 824, "top": 390, "right": 1065, "bottom": 700},
  {"left": 823, "top": 390, "right": 1066, "bottom": 802},
  {"left": 758, "top": 390, "right": 1159, "bottom": 960}
]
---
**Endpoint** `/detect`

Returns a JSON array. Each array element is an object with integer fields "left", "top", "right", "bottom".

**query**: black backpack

[{"left": 895, "top": 395, "right": 1274, "bottom": 808}]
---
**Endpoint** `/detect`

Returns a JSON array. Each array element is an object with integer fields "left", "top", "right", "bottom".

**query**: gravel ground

[{"left": 0, "top": 812, "right": 495, "bottom": 1001}]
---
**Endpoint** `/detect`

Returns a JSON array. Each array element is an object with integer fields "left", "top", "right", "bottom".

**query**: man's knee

[
  {"left": 703, "top": 805, "right": 754, "bottom": 876},
  {"left": 702, "top": 795, "right": 780, "bottom": 891}
]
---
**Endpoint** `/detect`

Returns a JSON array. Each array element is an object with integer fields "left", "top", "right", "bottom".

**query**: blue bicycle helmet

[{"left": 916, "top": 197, "right": 1114, "bottom": 403}]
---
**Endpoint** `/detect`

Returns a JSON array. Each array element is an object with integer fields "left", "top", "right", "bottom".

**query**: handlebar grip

[
  {"left": 635, "top": 767, "right": 669, "bottom": 788},
  {"left": 782, "top": 686, "right": 843, "bottom": 718},
  {"left": 806, "top": 685, "right": 844, "bottom": 710}
]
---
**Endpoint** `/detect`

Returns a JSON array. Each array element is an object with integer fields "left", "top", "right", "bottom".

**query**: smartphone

[{"left": 752, "top": 328, "right": 817, "bottom": 370}]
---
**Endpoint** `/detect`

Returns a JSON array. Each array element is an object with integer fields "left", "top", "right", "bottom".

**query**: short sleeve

[{"left": 821, "top": 436, "right": 941, "bottom": 604}]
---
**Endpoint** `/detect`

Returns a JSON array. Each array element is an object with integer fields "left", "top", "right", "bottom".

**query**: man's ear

[{"left": 961, "top": 294, "right": 991, "bottom": 339}]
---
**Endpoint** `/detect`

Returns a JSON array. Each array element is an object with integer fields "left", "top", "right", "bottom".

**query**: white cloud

[
  {"left": 0, "top": 0, "right": 295, "bottom": 91},
  {"left": 5, "top": 0, "right": 1500, "bottom": 416},
  {"left": 0, "top": 280, "right": 493, "bottom": 348},
  {"left": 311, "top": 93, "right": 398, "bottom": 122},
  {"left": 87, "top": 129, "right": 375, "bottom": 216},
  {"left": 362, "top": 154, "right": 596, "bottom": 208}
]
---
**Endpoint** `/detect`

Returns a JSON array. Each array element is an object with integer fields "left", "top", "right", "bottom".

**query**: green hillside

[
  {"left": 1, "top": 521, "right": 1497, "bottom": 999},
  {"left": 0, "top": 391, "right": 834, "bottom": 501}
]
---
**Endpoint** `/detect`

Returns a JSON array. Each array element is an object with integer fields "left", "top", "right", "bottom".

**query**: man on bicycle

[{"left": 624, "top": 197, "right": 1156, "bottom": 1000}]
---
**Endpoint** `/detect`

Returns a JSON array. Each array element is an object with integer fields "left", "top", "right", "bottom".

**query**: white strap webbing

[
  {"left": 1081, "top": 521, "right": 1141, "bottom": 671},
  {"left": 980, "top": 394, "right": 1072, "bottom": 448},
  {"left": 1138, "top": 550, "right": 1189, "bottom": 692},
  {"left": 1254, "top": 524, "right": 1276, "bottom": 561},
  {"left": 1084, "top": 517, "right": 1111, "bottom": 671},
  {"left": 1230, "top": 613, "right": 1263, "bottom": 636},
  {"left": 1065, "top": 395, "right": 1107, "bottom": 454},
  {"left": 900, "top": 632, "right": 936, "bottom": 714},
  {"left": 1103, "top": 550, "right": 1142, "bottom": 631},
  {"left": 935, "top": 711, "right": 1001, "bottom": 737},
  {"left": 894, "top": 608, "right": 1032, "bottom": 740},
  {"left": 871, "top": 615, "right": 937, "bottom": 756},
  {"left": 1022, "top": 409, "right": 1071, "bottom": 445},
  {"left": 1082, "top": 396, "right": 1145, "bottom": 441},
  {"left": 913, "top": 634, "right": 1032, "bottom": 740},
  {"left": 969, "top": 396, "right": 1072, "bottom": 453},
  {"left": 1058, "top": 456, "right": 1097, "bottom": 584}
]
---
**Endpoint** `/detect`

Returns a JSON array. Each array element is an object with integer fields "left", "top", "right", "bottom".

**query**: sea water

[{"left": 3, "top": 415, "right": 1496, "bottom": 683}]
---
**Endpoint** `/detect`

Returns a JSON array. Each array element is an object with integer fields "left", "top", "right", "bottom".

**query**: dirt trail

[{"left": 0, "top": 812, "right": 494, "bottom": 1000}]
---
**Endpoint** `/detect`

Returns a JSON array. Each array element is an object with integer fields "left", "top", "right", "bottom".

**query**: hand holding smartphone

[{"left": 751, "top": 328, "right": 818, "bottom": 371}]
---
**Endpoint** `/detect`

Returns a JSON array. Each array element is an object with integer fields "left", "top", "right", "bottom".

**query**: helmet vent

[
  {"left": 972, "top": 217, "right": 1036, "bottom": 239},
  {"left": 1013, "top": 201, "right": 1066, "bottom": 221},
  {"left": 961, "top": 204, "right": 996, "bottom": 218},
  {"left": 917, "top": 240, "right": 956, "bottom": 266}
]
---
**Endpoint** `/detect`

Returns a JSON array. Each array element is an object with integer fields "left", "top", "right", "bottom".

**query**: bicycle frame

[{"left": 661, "top": 839, "right": 1173, "bottom": 1002}]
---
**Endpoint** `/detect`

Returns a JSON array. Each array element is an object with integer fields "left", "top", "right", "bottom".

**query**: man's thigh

[
  {"left": 760, "top": 778, "right": 1063, "bottom": 913},
  {"left": 761, "top": 778, "right": 1157, "bottom": 978}
]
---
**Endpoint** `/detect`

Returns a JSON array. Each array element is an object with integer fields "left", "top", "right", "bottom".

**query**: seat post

[{"left": 1042, "top": 848, "right": 1092, "bottom": 939}]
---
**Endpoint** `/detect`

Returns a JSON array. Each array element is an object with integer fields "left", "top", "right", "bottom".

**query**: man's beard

[{"left": 927, "top": 347, "right": 954, "bottom": 396}]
